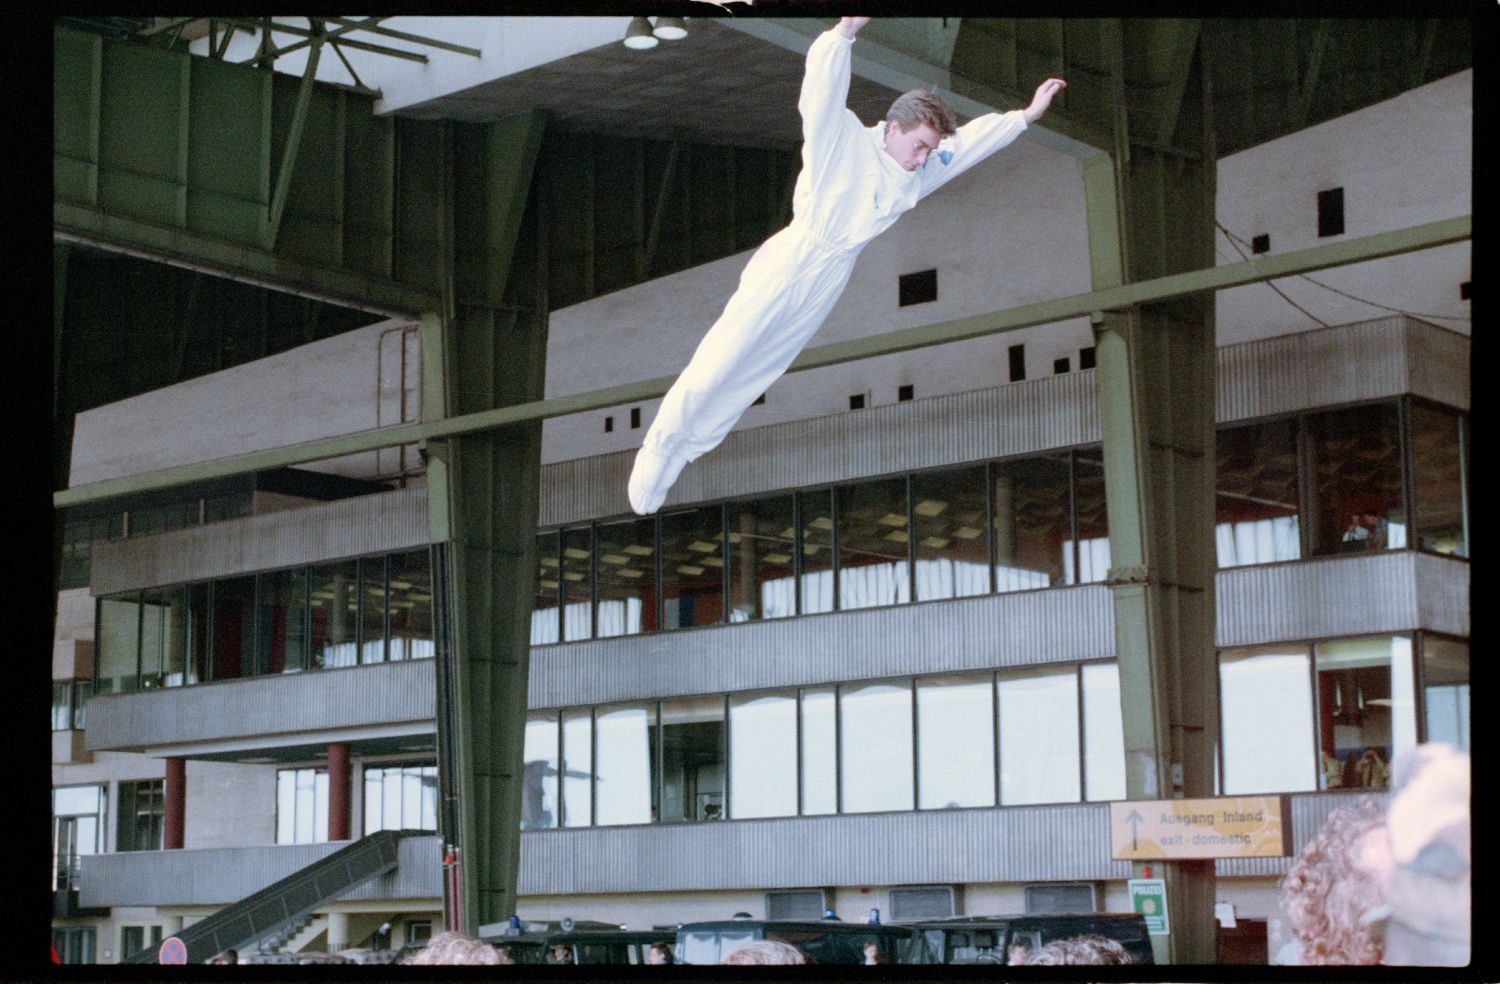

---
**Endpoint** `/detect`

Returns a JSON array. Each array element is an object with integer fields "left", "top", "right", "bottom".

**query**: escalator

[{"left": 120, "top": 829, "right": 423, "bottom": 964}]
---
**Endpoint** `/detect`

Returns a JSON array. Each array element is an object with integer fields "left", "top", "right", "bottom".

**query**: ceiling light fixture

[
  {"left": 653, "top": 16, "right": 688, "bottom": 40},
  {"left": 624, "top": 16, "right": 659, "bottom": 49}
]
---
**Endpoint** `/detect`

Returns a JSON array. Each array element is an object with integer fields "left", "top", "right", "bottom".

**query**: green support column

[
  {"left": 424, "top": 111, "right": 548, "bottom": 934},
  {"left": 1085, "top": 20, "right": 1219, "bottom": 965}
]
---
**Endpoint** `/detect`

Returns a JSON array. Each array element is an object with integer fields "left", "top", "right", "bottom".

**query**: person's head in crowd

[
  {"left": 721, "top": 939, "right": 812, "bottom": 965},
  {"left": 1006, "top": 941, "right": 1030, "bottom": 965},
  {"left": 1376, "top": 743, "right": 1470, "bottom": 966},
  {"left": 401, "top": 930, "right": 509, "bottom": 965},
  {"left": 861, "top": 939, "right": 891, "bottom": 964},
  {"left": 648, "top": 941, "right": 675, "bottom": 965},
  {"left": 206, "top": 948, "right": 238, "bottom": 965},
  {"left": 1022, "top": 933, "right": 1135, "bottom": 965},
  {"left": 1280, "top": 794, "right": 1391, "bottom": 964}
]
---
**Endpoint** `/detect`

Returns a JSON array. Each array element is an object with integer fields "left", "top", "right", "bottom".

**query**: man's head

[
  {"left": 1022, "top": 934, "right": 1134, "bottom": 965},
  {"left": 884, "top": 89, "right": 958, "bottom": 171}
]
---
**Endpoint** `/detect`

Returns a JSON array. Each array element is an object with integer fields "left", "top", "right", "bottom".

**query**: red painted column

[
  {"left": 163, "top": 757, "right": 186, "bottom": 850},
  {"left": 328, "top": 743, "right": 351, "bottom": 841}
]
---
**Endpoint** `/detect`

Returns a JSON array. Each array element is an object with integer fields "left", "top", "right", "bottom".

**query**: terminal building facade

[{"left": 49, "top": 17, "right": 1469, "bottom": 965}]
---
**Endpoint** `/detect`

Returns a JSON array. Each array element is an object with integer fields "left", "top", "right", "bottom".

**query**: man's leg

[{"left": 629, "top": 235, "right": 854, "bottom": 514}]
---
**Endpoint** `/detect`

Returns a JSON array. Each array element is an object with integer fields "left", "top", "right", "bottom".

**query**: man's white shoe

[{"left": 628, "top": 445, "right": 689, "bottom": 515}]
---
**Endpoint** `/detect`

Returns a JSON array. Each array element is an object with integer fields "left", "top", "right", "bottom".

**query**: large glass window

[
  {"left": 255, "top": 570, "right": 307, "bottom": 675},
  {"left": 116, "top": 779, "right": 164, "bottom": 852},
  {"left": 561, "top": 708, "right": 593, "bottom": 827},
  {"left": 728, "top": 691, "right": 798, "bottom": 819},
  {"left": 837, "top": 478, "right": 911, "bottom": 611},
  {"left": 96, "top": 597, "right": 140, "bottom": 695},
  {"left": 363, "top": 763, "right": 438, "bottom": 833},
  {"left": 840, "top": 681, "right": 914, "bottom": 813},
  {"left": 659, "top": 506, "right": 726, "bottom": 630},
  {"left": 1081, "top": 662, "right": 1127, "bottom": 801},
  {"left": 1314, "top": 635, "right": 1416, "bottom": 791},
  {"left": 561, "top": 527, "right": 594, "bottom": 641},
  {"left": 800, "top": 687, "right": 838, "bottom": 815},
  {"left": 798, "top": 490, "right": 836, "bottom": 615},
  {"left": 596, "top": 519, "right": 656, "bottom": 637},
  {"left": 1216, "top": 419, "right": 1302, "bottom": 567},
  {"left": 1069, "top": 452, "right": 1110, "bottom": 584},
  {"left": 52, "top": 681, "right": 88, "bottom": 731},
  {"left": 52, "top": 785, "right": 105, "bottom": 893},
  {"left": 211, "top": 575, "right": 257, "bottom": 679},
  {"left": 309, "top": 560, "right": 359, "bottom": 669},
  {"left": 726, "top": 495, "right": 797, "bottom": 622},
  {"left": 1220, "top": 644, "right": 1316, "bottom": 794},
  {"left": 912, "top": 467, "right": 990, "bottom": 601},
  {"left": 916, "top": 674, "right": 995, "bottom": 809},
  {"left": 532, "top": 531, "right": 561, "bottom": 644},
  {"left": 388, "top": 550, "right": 435, "bottom": 660},
  {"left": 594, "top": 703, "right": 653, "bottom": 825},
  {"left": 359, "top": 557, "right": 389, "bottom": 663},
  {"left": 522, "top": 713, "right": 560, "bottom": 829},
  {"left": 276, "top": 768, "right": 329, "bottom": 844},
  {"left": 60, "top": 512, "right": 122, "bottom": 591},
  {"left": 52, "top": 927, "right": 97, "bottom": 965},
  {"left": 998, "top": 668, "right": 1080, "bottom": 804},
  {"left": 140, "top": 585, "right": 194, "bottom": 687},
  {"left": 655, "top": 696, "right": 726, "bottom": 822},
  {"left": 1409, "top": 404, "right": 1468, "bottom": 556},
  {"left": 1422, "top": 636, "right": 1469, "bottom": 750},
  {"left": 992, "top": 454, "right": 1070, "bottom": 592},
  {"left": 1308, "top": 403, "right": 1405, "bottom": 556}
]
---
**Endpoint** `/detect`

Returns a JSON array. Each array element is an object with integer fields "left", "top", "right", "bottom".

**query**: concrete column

[
  {"left": 326, "top": 911, "right": 350, "bottom": 954},
  {"left": 327, "top": 743, "right": 351, "bottom": 841},
  {"left": 163, "top": 757, "right": 186, "bottom": 850}
]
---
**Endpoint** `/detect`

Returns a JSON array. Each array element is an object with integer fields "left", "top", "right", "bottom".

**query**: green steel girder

[
  {"left": 53, "top": 24, "right": 445, "bottom": 315},
  {"left": 1087, "top": 18, "right": 1217, "bottom": 963},
  {"left": 51, "top": 212, "right": 1468, "bottom": 512},
  {"left": 421, "top": 110, "right": 549, "bottom": 934}
]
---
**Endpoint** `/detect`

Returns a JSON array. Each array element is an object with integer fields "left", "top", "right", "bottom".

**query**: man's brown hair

[{"left": 887, "top": 88, "right": 958, "bottom": 137}]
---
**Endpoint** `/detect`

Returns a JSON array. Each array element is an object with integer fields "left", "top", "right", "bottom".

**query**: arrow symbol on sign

[{"left": 1126, "top": 809, "right": 1143, "bottom": 851}]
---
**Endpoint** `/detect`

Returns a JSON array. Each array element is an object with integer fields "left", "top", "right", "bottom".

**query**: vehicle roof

[
  {"left": 678, "top": 919, "right": 912, "bottom": 933},
  {"left": 904, "top": 913, "right": 1146, "bottom": 928}
]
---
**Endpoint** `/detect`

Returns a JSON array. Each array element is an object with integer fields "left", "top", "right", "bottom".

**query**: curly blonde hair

[{"left": 1280, "top": 795, "right": 1388, "bottom": 964}]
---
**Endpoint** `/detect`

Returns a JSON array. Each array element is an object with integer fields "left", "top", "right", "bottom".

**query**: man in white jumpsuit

[{"left": 628, "top": 17, "right": 1066, "bottom": 515}]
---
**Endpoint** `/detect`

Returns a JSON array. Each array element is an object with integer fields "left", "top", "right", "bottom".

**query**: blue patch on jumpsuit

[{"left": 938, "top": 149, "right": 953, "bottom": 165}]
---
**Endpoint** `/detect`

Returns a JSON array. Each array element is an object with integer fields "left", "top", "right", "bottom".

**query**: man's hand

[
  {"left": 1023, "top": 78, "right": 1067, "bottom": 123},
  {"left": 837, "top": 17, "right": 870, "bottom": 39}
]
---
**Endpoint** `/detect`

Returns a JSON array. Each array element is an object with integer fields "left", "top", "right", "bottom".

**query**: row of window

[
  {"left": 276, "top": 764, "right": 439, "bottom": 846},
  {"left": 515, "top": 632, "right": 1468, "bottom": 828},
  {"left": 90, "top": 549, "right": 434, "bottom": 697},
  {"left": 532, "top": 399, "right": 1468, "bottom": 644}
]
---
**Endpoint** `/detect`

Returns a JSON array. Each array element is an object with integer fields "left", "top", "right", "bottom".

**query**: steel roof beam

[{"left": 52, "top": 213, "right": 1468, "bottom": 511}]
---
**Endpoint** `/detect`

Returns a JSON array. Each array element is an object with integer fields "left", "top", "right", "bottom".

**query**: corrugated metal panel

[
  {"left": 528, "top": 587, "right": 1117, "bottom": 709},
  {"left": 81, "top": 835, "right": 443, "bottom": 909},
  {"left": 86, "top": 659, "right": 435, "bottom": 751},
  {"left": 82, "top": 790, "right": 1372, "bottom": 906},
  {"left": 1215, "top": 316, "right": 1410, "bottom": 424},
  {"left": 1405, "top": 319, "right": 1471, "bottom": 411},
  {"left": 91, "top": 486, "right": 429, "bottom": 595},
  {"left": 1413, "top": 552, "right": 1471, "bottom": 636},
  {"left": 516, "top": 804, "right": 1131, "bottom": 895},
  {"left": 1214, "top": 552, "right": 1468, "bottom": 647}
]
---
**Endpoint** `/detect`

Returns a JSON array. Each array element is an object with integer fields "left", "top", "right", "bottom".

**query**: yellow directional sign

[{"left": 1109, "top": 796, "right": 1291, "bottom": 860}]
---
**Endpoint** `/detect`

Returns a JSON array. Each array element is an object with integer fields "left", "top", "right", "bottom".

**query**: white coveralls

[{"left": 628, "top": 26, "right": 1030, "bottom": 515}]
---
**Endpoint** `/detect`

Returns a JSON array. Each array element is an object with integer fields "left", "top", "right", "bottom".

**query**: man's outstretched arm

[
  {"left": 836, "top": 16, "right": 869, "bottom": 39},
  {"left": 1023, "top": 77, "right": 1067, "bottom": 124}
]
